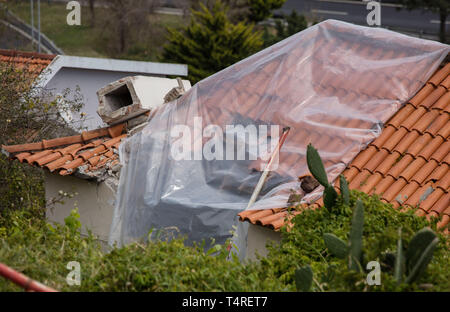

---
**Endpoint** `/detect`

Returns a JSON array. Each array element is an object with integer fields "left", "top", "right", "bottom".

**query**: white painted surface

[
  {"left": 44, "top": 172, "right": 116, "bottom": 243},
  {"left": 132, "top": 76, "right": 192, "bottom": 110},
  {"left": 245, "top": 223, "right": 282, "bottom": 261},
  {"left": 36, "top": 55, "right": 189, "bottom": 130},
  {"left": 39, "top": 55, "right": 188, "bottom": 88}
]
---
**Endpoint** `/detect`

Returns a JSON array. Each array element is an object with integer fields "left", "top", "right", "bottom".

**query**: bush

[
  {"left": 260, "top": 191, "right": 450, "bottom": 291},
  {"left": 0, "top": 61, "right": 84, "bottom": 215},
  {"left": 0, "top": 207, "right": 285, "bottom": 291},
  {"left": 0, "top": 190, "right": 448, "bottom": 292}
]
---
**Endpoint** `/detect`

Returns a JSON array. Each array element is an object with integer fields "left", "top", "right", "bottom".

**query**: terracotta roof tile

[
  {"left": 429, "top": 63, "right": 450, "bottom": 86},
  {"left": 431, "top": 91, "right": 450, "bottom": 110},
  {"left": 419, "top": 86, "right": 446, "bottom": 108},
  {"left": 385, "top": 104, "right": 415, "bottom": 128},
  {"left": 418, "top": 136, "right": 445, "bottom": 160},
  {"left": 0, "top": 49, "right": 55, "bottom": 77},
  {"left": 409, "top": 84, "right": 434, "bottom": 107},
  {"left": 239, "top": 61, "right": 450, "bottom": 231},
  {"left": 435, "top": 170, "right": 450, "bottom": 191},
  {"left": 437, "top": 214, "right": 449, "bottom": 229},
  {"left": 2, "top": 123, "right": 127, "bottom": 178},
  {"left": 374, "top": 151, "right": 401, "bottom": 175},
  {"left": 440, "top": 75, "right": 450, "bottom": 90},
  {"left": 420, "top": 188, "right": 445, "bottom": 212}
]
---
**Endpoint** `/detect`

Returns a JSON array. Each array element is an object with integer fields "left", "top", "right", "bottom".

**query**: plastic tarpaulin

[{"left": 109, "top": 20, "right": 449, "bottom": 250}]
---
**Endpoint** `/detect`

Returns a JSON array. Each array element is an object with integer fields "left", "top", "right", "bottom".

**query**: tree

[
  {"left": 247, "top": 0, "right": 286, "bottom": 23},
  {"left": 100, "top": 0, "right": 154, "bottom": 56},
  {"left": 262, "top": 10, "right": 308, "bottom": 48},
  {"left": 188, "top": 0, "right": 286, "bottom": 23},
  {"left": 161, "top": 1, "right": 263, "bottom": 84},
  {"left": 89, "top": 0, "right": 96, "bottom": 27},
  {"left": 0, "top": 61, "right": 84, "bottom": 213},
  {"left": 398, "top": 0, "right": 449, "bottom": 43}
]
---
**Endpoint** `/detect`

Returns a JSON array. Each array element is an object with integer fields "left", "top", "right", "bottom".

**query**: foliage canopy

[{"left": 161, "top": 1, "right": 263, "bottom": 84}]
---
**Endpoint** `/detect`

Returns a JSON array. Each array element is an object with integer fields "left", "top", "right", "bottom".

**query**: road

[{"left": 277, "top": 0, "right": 449, "bottom": 36}]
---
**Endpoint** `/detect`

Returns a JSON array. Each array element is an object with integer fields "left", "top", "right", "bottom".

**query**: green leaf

[
  {"left": 323, "top": 185, "right": 338, "bottom": 211},
  {"left": 339, "top": 175, "right": 350, "bottom": 206},
  {"left": 323, "top": 233, "right": 348, "bottom": 259},
  {"left": 394, "top": 227, "right": 404, "bottom": 284},
  {"left": 348, "top": 200, "right": 364, "bottom": 271},
  {"left": 306, "top": 144, "right": 329, "bottom": 187},
  {"left": 295, "top": 265, "right": 313, "bottom": 292},
  {"left": 405, "top": 228, "right": 439, "bottom": 283},
  {"left": 207, "top": 244, "right": 222, "bottom": 256}
]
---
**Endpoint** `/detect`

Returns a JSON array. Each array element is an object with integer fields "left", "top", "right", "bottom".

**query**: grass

[{"left": 4, "top": 1, "right": 186, "bottom": 60}]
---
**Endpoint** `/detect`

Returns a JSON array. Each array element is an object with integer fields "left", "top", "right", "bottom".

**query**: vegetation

[
  {"left": 192, "top": 0, "right": 286, "bottom": 23},
  {"left": 0, "top": 59, "right": 84, "bottom": 216},
  {"left": 161, "top": 1, "right": 263, "bottom": 83},
  {"left": 247, "top": 0, "right": 286, "bottom": 23},
  {"left": 2, "top": 1, "right": 187, "bottom": 59},
  {"left": 306, "top": 143, "right": 341, "bottom": 211},
  {"left": 262, "top": 10, "right": 308, "bottom": 48},
  {"left": 0, "top": 140, "right": 448, "bottom": 291},
  {"left": 291, "top": 144, "right": 447, "bottom": 291},
  {"left": 1, "top": 187, "right": 448, "bottom": 291}
]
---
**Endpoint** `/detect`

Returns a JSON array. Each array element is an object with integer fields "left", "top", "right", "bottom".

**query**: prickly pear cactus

[
  {"left": 295, "top": 265, "right": 313, "bottom": 292},
  {"left": 324, "top": 233, "right": 348, "bottom": 259},
  {"left": 306, "top": 144, "right": 329, "bottom": 187},
  {"left": 405, "top": 228, "right": 438, "bottom": 283},
  {"left": 394, "top": 227, "right": 404, "bottom": 284},
  {"left": 323, "top": 185, "right": 338, "bottom": 212},
  {"left": 339, "top": 175, "right": 350, "bottom": 206},
  {"left": 348, "top": 200, "right": 364, "bottom": 271}
]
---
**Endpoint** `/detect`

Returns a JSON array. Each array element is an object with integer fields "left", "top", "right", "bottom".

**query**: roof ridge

[
  {"left": 0, "top": 49, "right": 56, "bottom": 60},
  {"left": 2, "top": 123, "right": 125, "bottom": 154}
]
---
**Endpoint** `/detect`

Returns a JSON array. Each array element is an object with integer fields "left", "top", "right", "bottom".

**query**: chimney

[{"left": 97, "top": 76, "right": 191, "bottom": 125}]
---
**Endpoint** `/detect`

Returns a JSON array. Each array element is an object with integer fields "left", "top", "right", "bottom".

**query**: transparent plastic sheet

[{"left": 109, "top": 20, "right": 449, "bottom": 255}]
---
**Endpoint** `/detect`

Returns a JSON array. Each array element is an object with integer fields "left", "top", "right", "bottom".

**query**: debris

[{"left": 300, "top": 175, "right": 320, "bottom": 193}]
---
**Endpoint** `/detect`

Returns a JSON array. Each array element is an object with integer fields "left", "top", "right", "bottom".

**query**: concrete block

[{"left": 97, "top": 76, "right": 191, "bottom": 125}]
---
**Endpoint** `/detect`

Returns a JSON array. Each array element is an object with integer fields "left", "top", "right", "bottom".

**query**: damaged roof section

[
  {"left": 2, "top": 73, "right": 190, "bottom": 181},
  {"left": 239, "top": 61, "right": 450, "bottom": 232},
  {"left": 2, "top": 122, "right": 127, "bottom": 181}
]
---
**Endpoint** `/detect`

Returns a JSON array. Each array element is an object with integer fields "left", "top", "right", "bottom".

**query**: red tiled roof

[
  {"left": 239, "top": 62, "right": 450, "bottom": 232},
  {"left": 2, "top": 123, "right": 126, "bottom": 178},
  {"left": 0, "top": 49, "right": 55, "bottom": 76}
]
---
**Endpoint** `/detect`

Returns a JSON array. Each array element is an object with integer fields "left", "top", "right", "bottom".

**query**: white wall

[
  {"left": 246, "top": 223, "right": 282, "bottom": 261},
  {"left": 44, "top": 171, "right": 115, "bottom": 243},
  {"left": 45, "top": 68, "right": 167, "bottom": 130}
]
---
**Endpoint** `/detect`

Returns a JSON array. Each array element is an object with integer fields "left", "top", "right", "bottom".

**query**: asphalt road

[{"left": 277, "top": 0, "right": 449, "bottom": 36}]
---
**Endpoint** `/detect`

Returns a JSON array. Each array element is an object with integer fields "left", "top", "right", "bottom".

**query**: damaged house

[
  {"left": 2, "top": 76, "right": 190, "bottom": 243},
  {"left": 2, "top": 20, "right": 449, "bottom": 257}
]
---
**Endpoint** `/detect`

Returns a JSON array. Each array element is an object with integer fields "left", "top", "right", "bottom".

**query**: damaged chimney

[{"left": 97, "top": 76, "right": 191, "bottom": 125}]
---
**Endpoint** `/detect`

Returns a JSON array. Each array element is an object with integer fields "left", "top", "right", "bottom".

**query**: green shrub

[
  {"left": 260, "top": 191, "right": 449, "bottom": 291},
  {"left": 0, "top": 190, "right": 448, "bottom": 292}
]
